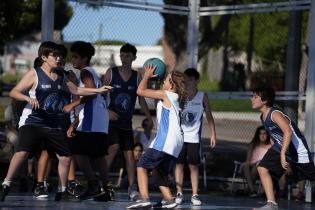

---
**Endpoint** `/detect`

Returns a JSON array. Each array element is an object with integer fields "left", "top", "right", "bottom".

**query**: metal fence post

[
  {"left": 187, "top": 0, "right": 200, "bottom": 69},
  {"left": 305, "top": 0, "right": 315, "bottom": 156},
  {"left": 41, "top": 0, "right": 55, "bottom": 42}
]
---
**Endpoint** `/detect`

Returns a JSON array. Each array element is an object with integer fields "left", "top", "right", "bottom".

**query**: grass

[{"left": 209, "top": 99, "right": 254, "bottom": 112}]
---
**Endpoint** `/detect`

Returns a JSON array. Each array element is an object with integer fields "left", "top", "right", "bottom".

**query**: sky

[{"left": 62, "top": 1, "right": 164, "bottom": 46}]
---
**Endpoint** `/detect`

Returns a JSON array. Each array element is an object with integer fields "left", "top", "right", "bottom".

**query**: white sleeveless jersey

[
  {"left": 149, "top": 91, "right": 183, "bottom": 158},
  {"left": 76, "top": 67, "right": 109, "bottom": 133},
  {"left": 181, "top": 91, "right": 204, "bottom": 143}
]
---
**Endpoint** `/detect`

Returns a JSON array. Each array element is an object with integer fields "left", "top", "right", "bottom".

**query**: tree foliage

[
  {"left": 162, "top": 0, "right": 308, "bottom": 72},
  {"left": 0, "top": 0, "right": 73, "bottom": 54}
]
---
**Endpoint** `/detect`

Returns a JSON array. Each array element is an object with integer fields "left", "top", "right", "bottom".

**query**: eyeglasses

[{"left": 48, "top": 53, "right": 61, "bottom": 61}]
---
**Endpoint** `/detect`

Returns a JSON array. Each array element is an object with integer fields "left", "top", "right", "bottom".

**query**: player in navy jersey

[
  {"left": 127, "top": 66, "right": 188, "bottom": 209},
  {"left": 33, "top": 44, "right": 83, "bottom": 199},
  {"left": 102, "top": 43, "right": 153, "bottom": 200},
  {"left": 251, "top": 86, "right": 315, "bottom": 210},
  {"left": 0, "top": 41, "right": 112, "bottom": 202}
]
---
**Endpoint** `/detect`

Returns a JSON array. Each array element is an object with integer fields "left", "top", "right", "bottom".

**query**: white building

[
  {"left": 91, "top": 45, "right": 163, "bottom": 75},
  {"left": 1, "top": 41, "right": 163, "bottom": 76}
]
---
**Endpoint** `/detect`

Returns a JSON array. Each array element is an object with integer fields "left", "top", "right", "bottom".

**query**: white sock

[
  {"left": 61, "top": 186, "right": 67, "bottom": 192},
  {"left": 267, "top": 200, "right": 277, "bottom": 205},
  {"left": 2, "top": 179, "right": 12, "bottom": 187},
  {"left": 43, "top": 181, "right": 47, "bottom": 188}
]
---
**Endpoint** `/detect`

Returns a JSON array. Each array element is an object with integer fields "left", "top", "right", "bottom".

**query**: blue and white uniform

[
  {"left": 76, "top": 67, "right": 109, "bottom": 133},
  {"left": 71, "top": 67, "right": 109, "bottom": 158},
  {"left": 262, "top": 107, "right": 312, "bottom": 163},
  {"left": 19, "top": 67, "right": 69, "bottom": 130},
  {"left": 149, "top": 91, "right": 183, "bottom": 158},
  {"left": 181, "top": 91, "right": 204, "bottom": 143}
]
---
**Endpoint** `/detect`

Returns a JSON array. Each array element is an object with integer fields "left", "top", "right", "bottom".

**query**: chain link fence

[{"left": 0, "top": 1, "right": 310, "bottom": 175}]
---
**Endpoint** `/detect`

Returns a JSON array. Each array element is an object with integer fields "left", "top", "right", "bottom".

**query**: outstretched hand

[{"left": 98, "top": 85, "right": 113, "bottom": 93}]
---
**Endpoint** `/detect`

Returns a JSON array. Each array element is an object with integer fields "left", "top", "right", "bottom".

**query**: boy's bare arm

[
  {"left": 272, "top": 111, "right": 292, "bottom": 170},
  {"left": 203, "top": 93, "right": 216, "bottom": 148}
]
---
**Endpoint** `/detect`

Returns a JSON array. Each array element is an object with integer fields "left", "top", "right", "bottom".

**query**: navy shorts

[
  {"left": 177, "top": 142, "right": 201, "bottom": 165},
  {"left": 137, "top": 148, "right": 176, "bottom": 176},
  {"left": 107, "top": 126, "right": 134, "bottom": 151},
  {"left": 17, "top": 125, "right": 71, "bottom": 157},
  {"left": 258, "top": 148, "right": 315, "bottom": 181}
]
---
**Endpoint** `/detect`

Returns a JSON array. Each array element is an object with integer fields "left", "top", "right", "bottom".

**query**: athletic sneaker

[
  {"left": 161, "top": 199, "right": 177, "bottom": 209},
  {"left": 175, "top": 192, "right": 183, "bottom": 204},
  {"left": 67, "top": 180, "right": 84, "bottom": 197},
  {"left": 253, "top": 202, "right": 279, "bottom": 210},
  {"left": 79, "top": 180, "right": 105, "bottom": 200},
  {"left": 0, "top": 184, "right": 10, "bottom": 201},
  {"left": 33, "top": 183, "right": 48, "bottom": 198},
  {"left": 191, "top": 194, "right": 202, "bottom": 206},
  {"left": 126, "top": 198, "right": 151, "bottom": 209},
  {"left": 93, "top": 187, "right": 111, "bottom": 202},
  {"left": 106, "top": 185, "right": 115, "bottom": 201},
  {"left": 55, "top": 191, "right": 80, "bottom": 202}
]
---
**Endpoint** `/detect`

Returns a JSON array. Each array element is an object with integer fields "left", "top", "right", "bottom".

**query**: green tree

[{"left": 0, "top": 0, "right": 73, "bottom": 54}]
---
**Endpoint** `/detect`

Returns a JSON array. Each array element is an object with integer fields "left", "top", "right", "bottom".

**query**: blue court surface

[{"left": 0, "top": 192, "right": 314, "bottom": 210}]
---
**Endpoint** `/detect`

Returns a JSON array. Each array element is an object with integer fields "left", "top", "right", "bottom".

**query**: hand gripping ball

[{"left": 143, "top": 58, "right": 166, "bottom": 81}]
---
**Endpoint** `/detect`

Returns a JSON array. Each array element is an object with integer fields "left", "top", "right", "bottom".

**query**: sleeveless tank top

[
  {"left": 149, "top": 91, "right": 184, "bottom": 158},
  {"left": 262, "top": 107, "right": 312, "bottom": 163},
  {"left": 19, "top": 68, "right": 69, "bottom": 130},
  {"left": 76, "top": 67, "right": 109, "bottom": 133},
  {"left": 108, "top": 67, "right": 138, "bottom": 130},
  {"left": 181, "top": 91, "right": 204, "bottom": 143}
]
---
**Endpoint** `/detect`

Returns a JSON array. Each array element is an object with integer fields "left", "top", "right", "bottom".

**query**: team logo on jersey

[
  {"left": 181, "top": 111, "right": 196, "bottom": 126},
  {"left": 115, "top": 93, "right": 131, "bottom": 113},
  {"left": 41, "top": 84, "right": 51, "bottom": 89},
  {"left": 42, "top": 92, "right": 69, "bottom": 114}
]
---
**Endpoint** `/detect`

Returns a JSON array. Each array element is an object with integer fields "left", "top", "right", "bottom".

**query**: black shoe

[
  {"left": 55, "top": 191, "right": 79, "bottom": 202},
  {"left": 79, "top": 180, "right": 105, "bottom": 200},
  {"left": 0, "top": 185, "right": 10, "bottom": 202},
  {"left": 67, "top": 180, "right": 84, "bottom": 197},
  {"left": 106, "top": 185, "right": 115, "bottom": 201},
  {"left": 93, "top": 189, "right": 111, "bottom": 202},
  {"left": 33, "top": 183, "right": 48, "bottom": 198}
]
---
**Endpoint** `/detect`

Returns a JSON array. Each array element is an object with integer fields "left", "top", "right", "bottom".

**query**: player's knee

[
  {"left": 257, "top": 166, "right": 268, "bottom": 174},
  {"left": 58, "top": 156, "right": 71, "bottom": 166},
  {"left": 15, "top": 151, "right": 29, "bottom": 160}
]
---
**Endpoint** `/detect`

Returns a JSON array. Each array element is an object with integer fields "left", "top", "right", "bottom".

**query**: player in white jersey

[
  {"left": 126, "top": 67, "right": 188, "bottom": 209},
  {"left": 251, "top": 86, "right": 315, "bottom": 210},
  {"left": 175, "top": 68, "right": 216, "bottom": 206},
  {"left": 64, "top": 41, "right": 111, "bottom": 201}
]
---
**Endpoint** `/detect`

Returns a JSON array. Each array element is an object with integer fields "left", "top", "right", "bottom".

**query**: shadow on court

[{"left": 0, "top": 192, "right": 314, "bottom": 210}]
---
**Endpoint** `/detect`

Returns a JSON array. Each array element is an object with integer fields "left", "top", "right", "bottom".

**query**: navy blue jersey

[
  {"left": 19, "top": 68, "right": 71, "bottom": 130},
  {"left": 261, "top": 107, "right": 312, "bottom": 163},
  {"left": 108, "top": 67, "right": 138, "bottom": 130}
]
